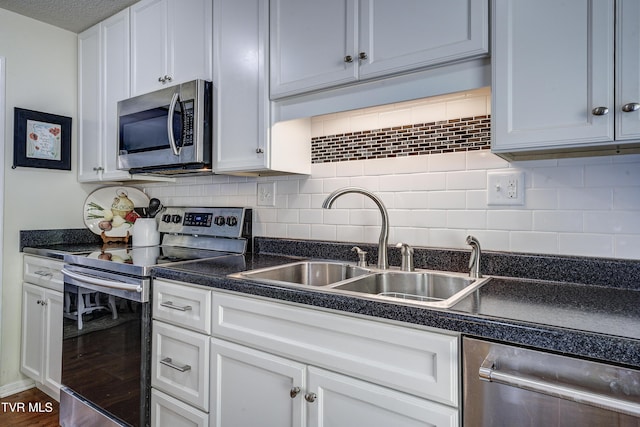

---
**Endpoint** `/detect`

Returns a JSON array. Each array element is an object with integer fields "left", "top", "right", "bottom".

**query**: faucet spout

[{"left": 322, "top": 187, "right": 389, "bottom": 269}]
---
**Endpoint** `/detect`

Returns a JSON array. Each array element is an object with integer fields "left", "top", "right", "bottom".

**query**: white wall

[
  {"left": 0, "top": 9, "right": 98, "bottom": 394},
  {"left": 142, "top": 88, "right": 640, "bottom": 261}
]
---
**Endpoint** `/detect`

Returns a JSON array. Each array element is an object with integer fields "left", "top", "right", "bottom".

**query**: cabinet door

[
  {"left": 169, "top": 0, "right": 212, "bottom": 86},
  {"left": 210, "top": 338, "right": 305, "bottom": 427},
  {"left": 21, "top": 283, "right": 45, "bottom": 381},
  {"left": 358, "top": 0, "right": 488, "bottom": 79},
  {"left": 306, "top": 367, "right": 458, "bottom": 427},
  {"left": 101, "top": 9, "right": 132, "bottom": 181},
  {"left": 151, "top": 388, "right": 208, "bottom": 427},
  {"left": 270, "top": 0, "right": 358, "bottom": 98},
  {"left": 492, "top": 0, "right": 614, "bottom": 155},
  {"left": 212, "top": 0, "right": 269, "bottom": 172},
  {"left": 616, "top": 0, "right": 640, "bottom": 140},
  {"left": 42, "top": 289, "right": 63, "bottom": 400},
  {"left": 152, "top": 321, "right": 210, "bottom": 411},
  {"left": 131, "top": 0, "right": 169, "bottom": 96},
  {"left": 78, "top": 24, "right": 103, "bottom": 182}
]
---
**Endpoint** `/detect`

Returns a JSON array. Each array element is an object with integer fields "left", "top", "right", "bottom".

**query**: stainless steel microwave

[{"left": 117, "top": 79, "right": 212, "bottom": 175}]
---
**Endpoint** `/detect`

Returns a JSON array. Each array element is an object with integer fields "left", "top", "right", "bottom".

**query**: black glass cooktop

[{"left": 64, "top": 244, "right": 237, "bottom": 277}]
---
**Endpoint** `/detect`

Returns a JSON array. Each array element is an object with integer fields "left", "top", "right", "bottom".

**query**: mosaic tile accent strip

[{"left": 312, "top": 115, "right": 491, "bottom": 163}]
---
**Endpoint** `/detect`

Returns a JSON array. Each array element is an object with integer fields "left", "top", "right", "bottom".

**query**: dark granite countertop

[
  {"left": 151, "top": 249, "right": 640, "bottom": 370},
  {"left": 21, "top": 231, "right": 640, "bottom": 370}
]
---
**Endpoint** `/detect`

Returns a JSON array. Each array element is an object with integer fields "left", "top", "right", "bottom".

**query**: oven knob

[
  {"left": 171, "top": 214, "right": 182, "bottom": 224},
  {"left": 162, "top": 214, "right": 172, "bottom": 223},
  {"left": 226, "top": 216, "right": 238, "bottom": 226},
  {"left": 214, "top": 215, "right": 226, "bottom": 226}
]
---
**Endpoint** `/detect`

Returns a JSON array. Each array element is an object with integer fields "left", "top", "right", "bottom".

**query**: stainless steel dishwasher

[{"left": 463, "top": 337, "right": 640, "bottom": 426}]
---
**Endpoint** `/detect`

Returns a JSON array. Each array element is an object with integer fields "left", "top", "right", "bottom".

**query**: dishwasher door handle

[{"left": 479, "top": 356, "right": 640, "bottom": 417}]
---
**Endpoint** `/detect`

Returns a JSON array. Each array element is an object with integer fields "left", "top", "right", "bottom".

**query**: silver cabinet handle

[
  {"left": 34, "top": 270, "right": 53, "bottom": 278},
  {"left": 160, "top": 357, "right": 191, "bottom": 372},
  {"left": 289, "top": 387, "right": 300, "bottom": 398},
  {"left": 304, "top": 392, "right": 317, "bottom": 403},
  {"left": 158, "top": 75, "right": 173, "bottom": 83},
  {"left": 92, "top": 166, "right": 104, "bottom": 172},
  {"left": 592, "top": 106, "right": 609, "bottom": 116},
  {"left": 256, "top": 148, "right": 264, "bottom": 154},
  {"left": 622, "top": 102, "right": 640, "bottom": 112},
  {"left": 36, "top": 299, "right": 47, "bottom": 306},
  {"left": 160, "top": 301, "right": 192, "bottom": 312},
  {"left": 344, "top": 55, "right": 353, "bottom": 63},
  {"left": 479, "top": 356, "right": 640, "bottom": 417},
  {"left": 358, "top": 52, "right": 368, "bottom": 60}
]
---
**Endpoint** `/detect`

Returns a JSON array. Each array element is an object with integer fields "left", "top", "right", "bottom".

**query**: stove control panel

[{"left": 158, "top": 207, "right": 252, "bottom": 239}]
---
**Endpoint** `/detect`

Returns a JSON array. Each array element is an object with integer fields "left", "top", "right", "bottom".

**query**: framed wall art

[{"left": 13, "top": 107, "right": 72, "bottom": 170}]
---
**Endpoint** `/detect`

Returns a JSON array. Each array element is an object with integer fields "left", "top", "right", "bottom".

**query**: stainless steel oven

[
  {"left": 60, "top": 207, "right": 251, "bottom": 427},
  {"left": 463, "top": 337, "right": 640, "bottom": 426}
]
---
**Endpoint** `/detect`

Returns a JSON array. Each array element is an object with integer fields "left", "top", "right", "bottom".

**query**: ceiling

[{"left": 0, "top": 0, "right": 139, "bottom": 33}]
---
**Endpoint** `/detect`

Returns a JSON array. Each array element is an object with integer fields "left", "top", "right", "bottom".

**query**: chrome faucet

[
  {"left": 322, "top": 187, "right": 389, "bottom": 269},
  {"left": 466, "top": 235, "right": 482, "bottom": 278}
]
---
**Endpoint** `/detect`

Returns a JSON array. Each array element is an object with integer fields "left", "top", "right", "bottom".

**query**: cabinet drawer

[
  {"left": 153, "top": 280, "right": 212, "bottom": 333},
  {"left": 152, "top": 321, "right": 210, "bottom": 411},
  {"left": 151, "top": 388, "right": 208, "bottom": 427},
  {"left": 211, "top": 291, "right": 459, "bottom": 407},
  {"left": 23, "top": 255, "right": 64, "bottom": 292}
]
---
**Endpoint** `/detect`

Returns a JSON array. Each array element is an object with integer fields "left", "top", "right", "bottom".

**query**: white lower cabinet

[
  {"left": 211, "top": 338, "right": 305, "bottom": 427},
  {"left": 211, "top": 338, "right": 458, "bottom": 427},
  {"left": 151, "top": 388, "right": 208, "bottom": 427},
  {"left": 21, "top": 256, "right": 64, "bottom": 401},
  {"left": 151, "top": 279, "right": 460, "bottom": 427},
  {"left": 151, "top": 321, "right": 210, "bottom": 411}
]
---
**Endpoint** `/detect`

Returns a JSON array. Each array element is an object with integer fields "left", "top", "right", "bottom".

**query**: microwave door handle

[{"left": 167, "top": 92, "right": 182, "bottom": 156}]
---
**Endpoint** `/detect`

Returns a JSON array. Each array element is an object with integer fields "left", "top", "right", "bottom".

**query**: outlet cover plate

[
  {"left": 487, "top": 171, "right": 525, "bottom": 206},
  {"left": 257, "top": 182, "right": 275, "bottom": 207}
]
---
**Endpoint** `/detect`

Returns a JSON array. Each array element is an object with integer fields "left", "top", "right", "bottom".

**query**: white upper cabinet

[
  {"left": 78, "top": 9, "right": 132, "bottom": 182},
  {"left": 213, "top": 0, "right": 310, "bottom": 175},
  {"left": 131, "top": 0, "right": 212, "bottom": 97},
  {"left": 492, "top": 0, "right": 640, "bottom": 159},
  {"left": 270, "top": 0, "right": 489, "bottom": 99},
  {"left": 616, "top": 0, "right": 640, "bottom": 140}
]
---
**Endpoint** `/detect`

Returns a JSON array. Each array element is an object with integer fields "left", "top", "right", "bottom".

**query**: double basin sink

[{"left": 230, "top": 261, "right": 490, "bottom": 308}]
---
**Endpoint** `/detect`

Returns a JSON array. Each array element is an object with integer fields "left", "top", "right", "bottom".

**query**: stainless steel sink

[
  {"left": 230, "top": 260, "right": 490, "bottom": 308},
  {"left": 330, "top": 271, "right": 490, "bottom": 308},
  {"left": 230, "top": 261, "right": 372, "bottom": 287}
]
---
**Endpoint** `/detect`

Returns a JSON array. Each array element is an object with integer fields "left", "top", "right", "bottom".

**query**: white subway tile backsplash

[
  {"left": 140, "top": 90, "right": 640, "bottom": 260},
  {"left": 447, "top": 210, "right": 486, "bottom": 229},
  {"left": 487, "top": 211, "right": 533, "bottom": 231},
  {"left": 558, "top": 234, "right": 614, "bottom": 258},
  {"left": 533, "top": 211, "right": 583, "bottom": 232},
  {"left": 510, "top": 231, "right": 558, "bottom": 254},
  {"left": 446, "top": 170, "right": 486, "bottom": 190},
  {"left": 557, "top": 188, "right": 612, "bottom": 210}
]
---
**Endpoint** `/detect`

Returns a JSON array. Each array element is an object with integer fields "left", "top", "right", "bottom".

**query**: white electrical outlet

[
  {"left": 257, "top": 182, "right": 276, "bottom": 206},
  {"left": 487, "top": 171, "right": 525, "bottom": 205}
]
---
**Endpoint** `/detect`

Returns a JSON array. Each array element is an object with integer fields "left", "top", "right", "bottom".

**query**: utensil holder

[{"left": 132, "top": 218, "right": 160, "bottom": 247}]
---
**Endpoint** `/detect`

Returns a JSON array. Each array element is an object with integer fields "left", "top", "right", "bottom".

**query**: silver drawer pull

[
  {"left": 160, "top": 301, "right": 192, "bottom": 311},
  {"left": 34, "top": 270, "right": 53, "bottom": 278},
  {"left": 479, "top": 356, "right": 640, "bottom": 417},
  {"left": 160, "top": 357, "right": 191, "bottom": 372}
]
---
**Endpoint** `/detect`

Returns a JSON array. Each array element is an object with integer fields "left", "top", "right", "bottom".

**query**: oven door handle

[
  {"left": 62, "top": 268, "right": 143, "bottom": 293},
  {"left": 479, "top": 356, "right": 640, "bottom": 417}
]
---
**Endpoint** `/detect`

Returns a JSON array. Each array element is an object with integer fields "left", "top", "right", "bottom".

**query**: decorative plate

[{"left": 84, "top": 187, "right": 149, "bottom": 237}]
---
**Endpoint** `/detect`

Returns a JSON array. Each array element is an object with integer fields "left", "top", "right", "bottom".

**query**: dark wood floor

[{"left": 0, "top": 387, "right": 59, "bottom": 426}]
